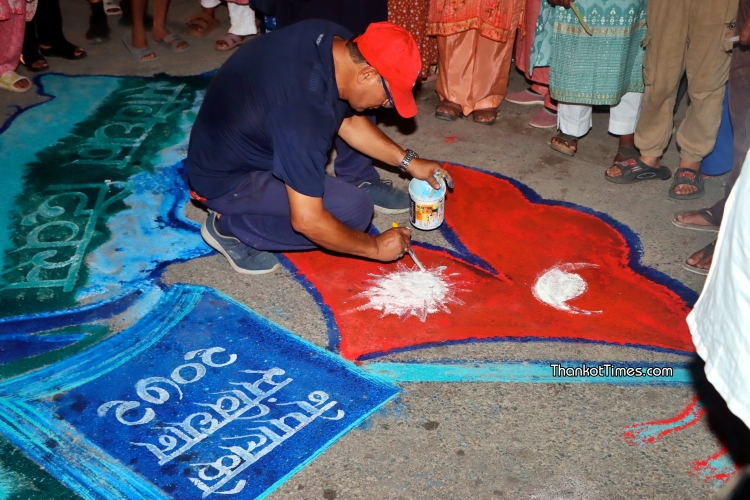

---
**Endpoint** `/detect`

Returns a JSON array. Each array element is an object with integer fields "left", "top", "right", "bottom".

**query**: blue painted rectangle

[
  {"left": 1, "top": 285, "right": 397, "bottom": 499},
  {"left": 365, "top": 361, "right": 693, "bottom": 386}
]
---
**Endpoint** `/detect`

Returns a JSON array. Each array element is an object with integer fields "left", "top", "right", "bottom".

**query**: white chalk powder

[
  {"left": 357, "top": 264, "right": 467, "bottom": 322},
  {"left": 532, "top": 263, "right": 602, "bottom": 315}
]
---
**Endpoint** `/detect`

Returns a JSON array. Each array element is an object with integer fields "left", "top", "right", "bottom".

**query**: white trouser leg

[
  {"left": 227, "top": 3, "right": 257, "bottom": 36},
  {"left": 608, "top": 92, "right": 643, "bottom": 136},
  {"left": 557, "top": 103, "right": 593, "bottom": 137},
  {"left": 201, "top": 0, "right": 220, "bottom": 9}
]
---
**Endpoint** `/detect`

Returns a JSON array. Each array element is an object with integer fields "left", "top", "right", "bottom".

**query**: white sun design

[{"left": 356, "top": 263, "right": 468, "bottom": 322}]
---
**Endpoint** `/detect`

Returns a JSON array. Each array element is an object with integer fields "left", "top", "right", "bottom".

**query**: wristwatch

[{"left": 399, "top": 149, "right": 419, "bottom": 172}]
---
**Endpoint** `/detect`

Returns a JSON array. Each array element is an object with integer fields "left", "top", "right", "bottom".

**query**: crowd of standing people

[{"left": 1, "top": 0, "right": 749, "bottom": 269}]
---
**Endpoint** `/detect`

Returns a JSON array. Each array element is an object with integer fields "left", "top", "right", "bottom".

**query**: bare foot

[
  {"left": 14, "top": 77, "right": 31, "bottom": 90},
  {"left": 676, "top": 209, "right": 717, "bottom": 227},
  {"left": 673, "top": 160, "right": 701, "bottom": 196},
  {"left": 608, "top": 155, "right": 658, "bottom": 177},
  {"left": 686, "top": 242, "right": 715, "bottom": 271}
]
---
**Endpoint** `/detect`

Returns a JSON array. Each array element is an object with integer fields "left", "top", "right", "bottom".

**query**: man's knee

[
  {"left": 347, "top": 188, "right": 375, "bottom": 230},
  {"left": 332, "top": 187, "right": 374, "bottom": 231}
]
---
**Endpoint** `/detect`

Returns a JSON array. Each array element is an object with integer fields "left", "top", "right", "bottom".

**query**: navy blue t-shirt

[{"left": 186, "top": 20, "right": 354, "bottom": 199}]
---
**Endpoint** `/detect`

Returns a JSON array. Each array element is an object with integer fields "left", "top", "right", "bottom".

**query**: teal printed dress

[{"left": 530, "top": 0, "right": 647, "bottom": 106}]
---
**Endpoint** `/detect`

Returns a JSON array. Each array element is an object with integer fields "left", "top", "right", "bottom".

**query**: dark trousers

[
  {"left": 23, "top": 0, "right": 67, "bottom": 53},
  {"left": 205, "top": 171, "right": 374, "bottom": 252},
  {"left": 711, "top": 0, "right": 750, "bottom": 221}
]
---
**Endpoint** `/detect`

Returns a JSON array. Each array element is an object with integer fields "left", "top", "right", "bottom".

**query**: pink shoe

[
  {"left": 529, "top": 108, "right": 557, "bottom": 129},
  {"left": 505, "top": 88, "right": 545, "bottom": 106}
]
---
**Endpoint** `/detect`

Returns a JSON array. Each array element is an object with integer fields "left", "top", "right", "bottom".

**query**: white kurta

[{"left": 688, "top": 151, "right": 750, "bottom": 429}]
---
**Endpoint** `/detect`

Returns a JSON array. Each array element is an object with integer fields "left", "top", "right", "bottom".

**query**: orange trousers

[{"left": 436, "top": 19, "right": 521, "bottom": 115}]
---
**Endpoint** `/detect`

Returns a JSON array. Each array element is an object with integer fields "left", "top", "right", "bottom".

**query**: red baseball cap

[{"left": 354, "top": 22, "right": 421, "bottom": 118}]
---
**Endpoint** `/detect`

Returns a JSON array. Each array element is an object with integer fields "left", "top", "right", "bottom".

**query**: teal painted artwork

[
  {"left": 0, "top": 73, "right": 399, "bottom": 498},
  {"left": 0, "top": 74, "right": 212, "bottom": 319}
]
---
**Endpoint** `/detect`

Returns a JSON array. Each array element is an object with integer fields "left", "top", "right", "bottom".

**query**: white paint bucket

[{"left": 408, "top": 178, "right": 447, "bottom": 230}]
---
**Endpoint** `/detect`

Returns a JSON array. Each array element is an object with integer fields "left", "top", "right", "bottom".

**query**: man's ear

[{"left": 356, "top": 65, "right": 379, "bottom": 85}]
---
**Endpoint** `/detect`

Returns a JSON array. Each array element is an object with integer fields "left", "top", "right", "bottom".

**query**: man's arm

[
  {"left": 338, "top": 115, "right": 454, "bottom": 190},
  {"left": 286, "top": 184, "right": 412, "bottom": 261}
]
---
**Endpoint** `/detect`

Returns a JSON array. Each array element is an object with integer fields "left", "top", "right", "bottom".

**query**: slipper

[
  {"left": 122, "top": 32, "right": 158, "bottom": 61},
  {"left": 156, "top": 33, "right": 190, "bottom": 53},
  {"left": 605, "top": 157, "right": 672, "bottom": 184},
  {"left": 435, "top": 100, "right": 462, "bottom": 121},
  {"left": 612, "top": 145, "right": 639, "bottom": 165},
  {"left": 669, "top": 167, "right": 705, "bottom": 200},
  {"left": 671, "top": 209, "right": 720, "bottom": 232},
  {"left": 528, "top": 107, "right": 557, "bottom": 129},
  {"left": 505, "top": 88, "right": 545, "bottom": 106},
  {"left": 0, "top": 71, "right": 32, "bottom": 93},
  {"left": 550, "top": 132, "right": 578, "bottom": 156},
  {"left": 103, "top": 0, "right": 122, "bottom": 15},
  {"left": 186, "top": 13, "right": 221, "bottom": 37},
  {"left": 19, "top": 51, "right": 49, "bottom": 72},
  {"left": 215, "top": 33, "right": 248, "bottom": 51},
  {"left": 40, "top": 40, "right": 87, "bottom": 60},
  {"left": 682, "top": 241, "right": 715, "bottom": 276},
  {"left": 472, "top": 107, "right": 497, "bottom": 125}
]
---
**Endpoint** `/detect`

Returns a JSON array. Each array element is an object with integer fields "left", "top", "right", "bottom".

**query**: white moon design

[{"left": 532, "top": 263, "right": 602, "bottom": 315}]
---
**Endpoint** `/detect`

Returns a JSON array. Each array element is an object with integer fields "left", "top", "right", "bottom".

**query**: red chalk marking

[
  {"left": 283, "top": 164, "right": 694, "bottom": 360},
  {"left": 689, "top": 449, "right": 739, "bottom": 485},
  {"left": 444, "top": 135, "right": 458, "bottom": 144},
  {"left": 623, "top": 396, "right": 705, "bottom": 446}
]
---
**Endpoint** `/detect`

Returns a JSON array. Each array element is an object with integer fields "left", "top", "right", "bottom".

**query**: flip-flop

[
  {"left": 550, "top": 132, "right": 578, "bottom": 156},
  {"left": 122, "top": 32, "right": 158, "bottom": 61},
  {"left": 186, "top": 13, "right": 221, "bottom": 37},
  {"left": 472, "top": 108, "right": 497, "bottom": 125},
  {"left": 156, "top": 33, "right": 190, "bottom": 53},
  {"left": 605, "top": 157, "right": 672, "bottom": 184},
  {"left": 682, "top": 241, "right": 715, "bottom": 276},
  {"left": 669, "top": 167, "right": 705, "bottom": 200},
  {"left": 103, "top": 0, "right": 122, "bottom": 15},
  {"left": 0, "top": 71, "right": 32, "bottom": 93},
  {"left": 670, "top": 208, "right": 720, "bottom": 232},
  {"left": 435, "top": 100, "right": 462, "bottom": 121},
  {"left": 215, "top": 33, "right": 248, "bottom": 51}
]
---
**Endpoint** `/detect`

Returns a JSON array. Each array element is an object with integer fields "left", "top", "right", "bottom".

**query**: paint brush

[
  {"left": 429, "top": 167, "right": 448, "bottom": 197},
  {"left": 392, "top": 222, "right": 426, "bottom": 272}
]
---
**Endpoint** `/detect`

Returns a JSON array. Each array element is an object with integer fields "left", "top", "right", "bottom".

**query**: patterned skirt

[{"left": 531, "top": 0, "right": 647, "bottom": 106}]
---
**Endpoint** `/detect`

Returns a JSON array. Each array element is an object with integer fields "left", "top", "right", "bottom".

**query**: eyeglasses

[
  {"left": 380, "top": 76, "right": 394, "bottom": 109},
  {"left": 364, "top": 57, "right": 395, "bottom": 109}
]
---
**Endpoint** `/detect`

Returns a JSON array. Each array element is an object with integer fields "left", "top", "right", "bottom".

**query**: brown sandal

[
  {"left": 186, "top": 13, "right": 221, "bottom": 37},
  {"left": 435, "top": 100, "right": 463, "bottom": 121},
  {"left": 550, "top": 132, "right": 578, "bottom": 156},
  {"left": 472, "top": 108, "right": 497, "bottom": 125}
]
